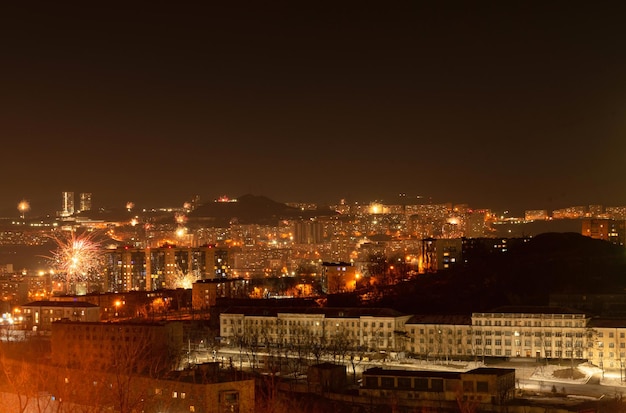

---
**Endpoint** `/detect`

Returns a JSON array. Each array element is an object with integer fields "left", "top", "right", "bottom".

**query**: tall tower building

[
  {"left": 79, "top": 193, "right": 92, "bottom": 212},
  {"left": 293, "top": 220, "right": 324, "bottom": 244},
  {"left": 61, "top": 192, "right": 75, "bottom": 217}
]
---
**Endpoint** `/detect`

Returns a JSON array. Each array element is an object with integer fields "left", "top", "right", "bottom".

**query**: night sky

[{"left": 1, "top": 2, "right": 626, "bottom": 215}]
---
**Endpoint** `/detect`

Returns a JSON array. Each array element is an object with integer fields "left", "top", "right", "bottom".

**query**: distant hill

[{"left": 188, "top": 194, "right": 338, "bottom": 226}]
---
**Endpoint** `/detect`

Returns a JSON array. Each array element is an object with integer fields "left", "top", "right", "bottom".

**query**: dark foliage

[{"left": 371, "top": 233, "right": 626, "bottom": 314}]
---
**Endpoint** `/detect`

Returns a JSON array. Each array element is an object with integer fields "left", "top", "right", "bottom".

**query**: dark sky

[{"left": 1, "top": 2, "right": 626, "bottom": 215}]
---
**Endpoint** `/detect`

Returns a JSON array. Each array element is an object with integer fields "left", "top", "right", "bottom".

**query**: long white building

[
  {"left": 219, "top": 304, "right": 626, "bottom": 370},
  {"left": 219, "top": 306, "right": 411, "bottom": 351},
  {"left": 406, "top": 307, "right": 590, "bottom": 360}
]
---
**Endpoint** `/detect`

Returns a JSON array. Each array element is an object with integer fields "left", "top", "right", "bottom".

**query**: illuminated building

[
  {"left": 78, "top": 192, "right": 92, "bottom": 212},
  {"left": 60, "top": 191, "right": 74, "bottom": 217},
  {"left": 103, "top": 246, "right": 148, "bottom": 291},
  {"left": 606, "top": 206, "right": 626, "bottom": 220},
  {"left": 470, "top": 307, "right": 588, "bottom": 359},
  {"left": 419, "top": 238, "right": 463, "bottom": 272},
  {"left": 405, "top": 307, "right": 590, "bottom": 360},
  {"left": 321, "top": 261, "right": 358, "bottom": 293},
  {"left": 192, "top": 278, "right": 251, "bottom": 310},
  {"left": 552, "top": 206, "right": 586, "bottom": 219},
  {"left": 0, "top": 273, "right": 53, "bottom": 310},
  {"left": 50, "top": 290, "right": 175, "bottom": 321},
  {"left": 0, "top": 275, "right": 28, "bottom": 312},
  {"left": 465, "top": 209, "right": 491, "bottom": 238},
  {"left": 328, "top": 236, "right": 355, "bottom": 263},
  {"left": 293, "top": 219, "right": 325, "bottom": 244},
  {"left": 405, "top": 203, "right": 451, "bottom": 221},
  {"left": 586, "top": 318, "right": 626, "bottom": 370},
  {"left": 582, "top": 218, "right": 626, "bottom": 245},
  {"left": 20, "top": 300, "right": 100, "bottom": 330},
  {"left": 214, "top": 247, "right": 230, "bottom": 278},
  {"left": 219, "top": 306, "right": 411, "bottom": 352},
  {"left": 102, "top": 245, "right": 216, "bottom": 292},
  {"left": 524, "top": 209, "right": 549, "bottom": 221},
  {"left": 588, "top": 204, "right": 604, "bottom": 217}
]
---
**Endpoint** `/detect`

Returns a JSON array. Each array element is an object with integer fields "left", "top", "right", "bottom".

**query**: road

[{"left": 188, "top": 346, "right": 626, "bottom": 401}]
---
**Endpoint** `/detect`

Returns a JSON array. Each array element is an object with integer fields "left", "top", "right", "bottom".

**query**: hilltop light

[{"left": 18, "top": 200, "right": 30, "bottom": 219}]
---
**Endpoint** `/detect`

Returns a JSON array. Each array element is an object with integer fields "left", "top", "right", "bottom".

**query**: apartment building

[
  {"left": 321, "top": 261, "right": 359, "bottom": 294},
  {"left": 51, "top": 320, "right": 184, "bottom": 373},
  {"left": 102, "top": 244, "right": 216, "bottom": 292},
  {"left": 192, "top": 278, "right": 251, "bottom": 310}
]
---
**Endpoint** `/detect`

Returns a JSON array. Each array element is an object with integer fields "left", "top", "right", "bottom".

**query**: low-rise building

[
  {"left": 192, "top": 278, "right": 251, "bottom": 310},
  {"left": 406, "top": 307, "right": 593, "bottom": 362},
  {"left": 360, "top": 367, "right": 515, "bottom": 408},
  {"left": 586, "top": 317, "right": 626, "bottom": 370},
  {"left": 20, "top": 300, "right": 100, "bottom": 330},
  {"left": 220, "top": 306, "right": 411, "bottom": 352},
  {"left": 51, "top": 320, "right": 184, "bottom": 374},
  {"left": 0, "top": 358, "right": 255, "bottom": 413}
]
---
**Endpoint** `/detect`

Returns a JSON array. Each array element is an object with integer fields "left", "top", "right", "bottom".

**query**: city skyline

[
  {"left": 2, "top": 3, "right": 626, "bottom": 213},
  {"left": 6, "top": 190, "right": 626, "bottom": 220}
]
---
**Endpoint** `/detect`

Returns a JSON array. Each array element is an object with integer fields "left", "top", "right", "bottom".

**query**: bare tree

[
  {"left": 0, "top": 339, "right": 60, "bottom": 413},
  {"left": 347, "top": 346, "right": 368, "bottom": 384},
  {"left": 327, "top": 327, "right": 351, "bottom": 364},
  {"left": 49, "top": 324, "right": 180, "bottom": 413}
]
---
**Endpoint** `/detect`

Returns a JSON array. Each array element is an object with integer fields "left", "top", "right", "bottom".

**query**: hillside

[{"left": 374, "top": 232, "right": 626, "bottom": 315}]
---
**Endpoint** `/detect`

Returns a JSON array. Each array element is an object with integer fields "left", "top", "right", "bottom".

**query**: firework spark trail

[{"left": 46, "top": 230, "right": 104, "bottom": 289}]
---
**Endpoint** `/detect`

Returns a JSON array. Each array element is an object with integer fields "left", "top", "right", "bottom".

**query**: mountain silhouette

[{"left": 188, "top": 194, "right": 338, "bottom": 226}]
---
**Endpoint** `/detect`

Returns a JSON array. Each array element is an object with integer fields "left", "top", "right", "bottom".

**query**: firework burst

[
  {"left": 168, "top": 266, "right": 200, "bottom": 289},
  {"left": 46, "top": 230, "right": 104, "bottom": 292}
]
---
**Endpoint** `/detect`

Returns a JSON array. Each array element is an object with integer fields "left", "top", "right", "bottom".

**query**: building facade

[
  {"left": 220, "top": 307, "right": 411, "bottom": 352},
  {"left": 102, "top": 244, "right": 216, "bottom": 292},
  {"left": 51, "top": 320, "right": 184, "bottom": 373},
  {"left": 360, "top": 367, "right": 515, "bottom": 407},
  {"left": 321, "top": 262, "right": 359, "bottom": 294},
  {"left": 406, "top": 307, "right": 592, "bottom": 362},
  {"left": 20, "top": 300, "right": 100, "bottom": 330}
]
